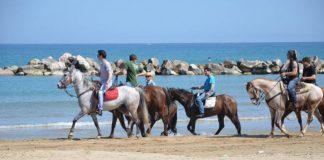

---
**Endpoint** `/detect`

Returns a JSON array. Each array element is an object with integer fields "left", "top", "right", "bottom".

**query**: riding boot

[{"left": 98, "top": 110, "right": 103, "bottom": 116}]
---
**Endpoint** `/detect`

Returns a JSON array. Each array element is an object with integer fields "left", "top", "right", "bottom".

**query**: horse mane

[
  {"left": 74, "top": 69, "right": 94, "bottom": 88},
  {"left": 168, "top": 88, "right": 192, "bottom": 95}
]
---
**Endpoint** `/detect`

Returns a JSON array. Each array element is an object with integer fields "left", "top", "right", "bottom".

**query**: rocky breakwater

[{"left": 0, "top": 53, "right": 323, "bottom": 76}]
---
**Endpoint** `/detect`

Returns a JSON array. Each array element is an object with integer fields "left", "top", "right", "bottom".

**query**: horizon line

[{"left": 1, "top": 41, "right": 324, "bottom": 45}]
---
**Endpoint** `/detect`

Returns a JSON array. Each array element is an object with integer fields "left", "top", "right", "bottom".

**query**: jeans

[
  {"left": 98, "top": 82, "right": 112, "bottom": 111},
  {"left": 287, "top": 78, "right": 299, "bottom": 104},
  {"left": 196, "top": 91, "right": 215, "bottom": 114}
]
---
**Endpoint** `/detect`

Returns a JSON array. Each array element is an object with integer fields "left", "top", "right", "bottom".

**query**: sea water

[{"left": 0, "top": 43, "right": 323, "bottom": 139}]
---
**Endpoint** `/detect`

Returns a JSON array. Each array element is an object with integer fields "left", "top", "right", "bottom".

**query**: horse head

[
  {"left": 57, "top": 66, "right": 81, "bottom": 89},
  {"left": 246, "top": 81, "right": 261, "bottom": 105}
]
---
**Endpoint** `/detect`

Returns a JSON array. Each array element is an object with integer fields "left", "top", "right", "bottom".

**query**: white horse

[
  {"left": 57, "top": 66, "right": 150, "bottom": 139},
  {"left": 246, "top": 78, "right": 324, "bottom": 137}
]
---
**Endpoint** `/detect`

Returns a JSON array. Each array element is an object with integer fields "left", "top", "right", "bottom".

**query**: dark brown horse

[
  {"left": 143, "top": 86, "right": 178, "bottom": 136},
  {"left": 281, "top": 88, "right": 324, "bottom": 132},
  {"left": 167, "top": 88, "right": 241, "bottom": 135},
  {"left": 110, "top": 86, "right": 178, "bottom": 137}
]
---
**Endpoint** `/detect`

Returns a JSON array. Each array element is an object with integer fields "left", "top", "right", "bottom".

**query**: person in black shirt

[{"left": 301, "top": 57, "right": 317, "bottom": 85}]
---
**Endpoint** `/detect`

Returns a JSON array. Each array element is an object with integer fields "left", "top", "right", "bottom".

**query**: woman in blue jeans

[
  {"left": 191, "top": 67, "right": 216, "bottom": 118},
  {"left": 281, "top": 50, "right": 299, "bottom": 110}
]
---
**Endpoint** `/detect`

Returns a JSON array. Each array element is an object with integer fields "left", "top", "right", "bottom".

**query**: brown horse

[
  {"left": 167, "top": 88, "right": 241, "bottom": 135},
  {"left": 281, "top": 88, "right": 324, "bottom": 132},
  {"left": 110, "top": 86, "right": 178, "bottom": 137},
  {"left": 143, "top": 86, "right": 178, "bottom": 136}
]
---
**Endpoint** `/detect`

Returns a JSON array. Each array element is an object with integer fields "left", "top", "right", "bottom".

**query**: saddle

[
  {"left": 195, "top": 93, "right": 217, "bottom": 108},
  {"left": 92, "top": 80, "right": 119, "bottom": 101}
]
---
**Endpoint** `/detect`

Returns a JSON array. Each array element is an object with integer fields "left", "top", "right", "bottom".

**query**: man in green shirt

[{"left": 123, "top": 54, "right": 145, "bottom": 87}]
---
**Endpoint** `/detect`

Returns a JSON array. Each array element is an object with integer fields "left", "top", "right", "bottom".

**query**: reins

[{"left": 254, "top": 76, "right": 282, "bottom": 107}]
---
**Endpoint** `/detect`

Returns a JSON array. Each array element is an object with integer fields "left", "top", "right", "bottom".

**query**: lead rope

[{"left": 64, "top": 85, "right": 77, "bottom": 98}]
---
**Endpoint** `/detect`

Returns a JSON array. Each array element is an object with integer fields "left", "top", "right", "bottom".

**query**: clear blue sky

[{"left": 1, "top": 0, "right": 324, "bottom": 44}]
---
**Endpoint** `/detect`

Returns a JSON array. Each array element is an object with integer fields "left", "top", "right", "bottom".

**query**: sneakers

[{"left": 196, "top": 113, "right": 204, "bottom": 118}]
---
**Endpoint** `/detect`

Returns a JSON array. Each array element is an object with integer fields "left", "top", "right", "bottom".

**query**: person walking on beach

[
  {"left": 301, "top": 57, "right": 317, "bottom": 85},
  {"left": 97, "top": 50, "right": 113, "bottom": 116},
  {"left": 191, "top": 67, "right": 216, "bottom": 118},
  {"left": 123, "top": 54, "right": 146, "bottom": 87},
  {"left": 281, "top": 50, "right": 299, "bottom": 110},
  {"left": 145, "top": 72, "right": 156, "bottom": 86}
]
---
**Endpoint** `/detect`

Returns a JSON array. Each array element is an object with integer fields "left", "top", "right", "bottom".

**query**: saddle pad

[
  {"left": 297, "top": 82, "right": 312, "bottom": 94},
  {"left": 205, "top": 97, "right": 216, "bottom": 108},
  {"left": 104, "top": 87, "right": 119, "bottom": 101}
]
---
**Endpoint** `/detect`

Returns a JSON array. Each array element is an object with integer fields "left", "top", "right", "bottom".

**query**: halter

[
  {"left": 60, "top": 73, "right": 95, "bottom": 98},
  {"left": 248, "top": 76, "right": 282, "bottom": 106}
]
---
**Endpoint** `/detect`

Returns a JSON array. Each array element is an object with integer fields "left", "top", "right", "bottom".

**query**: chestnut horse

[
  {"left": 143, "top": 86, "right": 178, "bottom": 136},
  {"left": 167, "top": 88, "right": 241, "bottom": 135}
]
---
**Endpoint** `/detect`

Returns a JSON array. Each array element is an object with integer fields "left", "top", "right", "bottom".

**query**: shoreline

[
  {"left": 1, "top": 53, "right": 323, "bottom": 76},
  {"left": 1, "top": 133, "right": 323, "bottom": 160}
]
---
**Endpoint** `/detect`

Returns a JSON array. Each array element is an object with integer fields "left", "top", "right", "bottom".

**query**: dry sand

[{"left": 1, "top": 133, "right": 324, "bottom": 160}]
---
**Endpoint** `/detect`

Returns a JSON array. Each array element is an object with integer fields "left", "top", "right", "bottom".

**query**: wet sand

[{"left": 1, "top": 132, "right": 324, "bottom": 160}]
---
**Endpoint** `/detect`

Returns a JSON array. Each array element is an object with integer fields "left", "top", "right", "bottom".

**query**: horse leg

[
  {"left": 191, "top": 118, "right": 199, "bottom": 135},
  {"left": 108, "top": 111, "right": 118, "bottom": 138},
  {"left": 146, "top": 117, "right": 156, "bottom": 135},
  {"left": 302, "top": 102, "right": 319, "bottom": 135},
  {"left": 313, "top": 109, "right": 324, "bottom": 135},
  {"left": 215, "top": 114, "right": 225, "bottom": 135},
  {"left": 160, "top": 113, "right": 169, "bottom": 136},
  {"left": 68, "top": 112, "right": 86, "bottom": 139},
  {"left": 229, "top": 113, "right": 241, "bottom": 136},
  {"left": 129, "top": 110, "right": 140, "bottom": 138},
  {"left": 268, "top": 108, "right": 276, "bottom": 138},
  {"left": 90, "top": 114, "right": 102, "bottom": 139},
  {"left": 274, "top": 109, "right": 290, "bottom": 138},
  {"left": 294, "top": 110, "right": 304, "bottom": 137},
  {"left": 281, "top": 109, "right": 292, "bottom": 126},
  {"left": 117, "top": 112, "right": 129, "bottom": 134},
  {"left": 170, "top": 113, "right": 178, "bottom": 135}
]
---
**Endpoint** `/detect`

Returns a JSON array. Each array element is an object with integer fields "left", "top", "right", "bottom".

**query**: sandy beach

[{"left": 1, "top": 133, "right": 323, "bottom": 160}]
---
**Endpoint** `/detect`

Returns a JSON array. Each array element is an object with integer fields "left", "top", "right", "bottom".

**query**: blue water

[
  {"left": 1, "top": 42, "right": 324, "bottom": 67},
  {"left": 0, "top": 43, "right": 324, "bottom": 139}
]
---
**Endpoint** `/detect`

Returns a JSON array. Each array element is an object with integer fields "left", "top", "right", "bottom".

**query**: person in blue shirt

[{"left": 191, "top": 67, "right": 216, "bottom": 118}]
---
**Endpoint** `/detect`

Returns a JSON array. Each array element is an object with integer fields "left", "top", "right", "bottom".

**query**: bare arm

[
  {"left": 137, "top": 70, "right": 146, "bottom": 76},
  {"left": 302, "top": 74, "right": 316, "bottom": 81}
]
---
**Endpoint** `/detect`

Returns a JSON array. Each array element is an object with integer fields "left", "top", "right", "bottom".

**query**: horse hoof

[
  {"left": 96, "top": 136, "right": 101, "bottom": 139},
  {"left": 68, "top": 135, "right": 73, "bottom": 140},
  {"left": 160, "top": 132, "right": 168, "bottom": 136},
  {"left": 267, "top": 134, "right": 274, "bottom": 138},
  {"left": 286, "top": 134, "right": 291, "bottom": 138},
  {"left": 108, "top": 135, "right": 114, "bottom": 139},
  {"left": 299, "top": 133, "right": 304, "bottom": 138}
]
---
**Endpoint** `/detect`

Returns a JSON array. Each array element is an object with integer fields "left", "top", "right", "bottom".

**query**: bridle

[
  {"left": 60, "top": 72, "right": 95, "bottom": 98},
  {"left": 247, "top": 76, "right": 282, "bottom": 106}
]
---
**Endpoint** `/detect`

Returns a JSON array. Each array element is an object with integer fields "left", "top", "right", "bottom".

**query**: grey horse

[
  {"left": 57, "top": 66, "right": 150, "bottom": 139},
  {"left": 246, "top": 78, "right": 324, "bottom": 137}
]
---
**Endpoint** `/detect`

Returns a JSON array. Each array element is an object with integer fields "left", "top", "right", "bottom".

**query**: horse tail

[
  {"left": 135, "top": 87, "right": 150, "bottom": 128},
  {"left": 162, "top": 87, "right": 172, "bottom": 113}
]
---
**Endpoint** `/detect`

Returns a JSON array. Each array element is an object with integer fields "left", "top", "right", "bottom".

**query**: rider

[
  {"left": 124, "top": 54, "right": 146, "bottom": 87},
  {"left": 97, "top": 50, "right": 113, "bottom": 116},
  {"left": 281, "top": 50, "right": 299, "bottom": 110},
  {"left": 145, "top": 72, "right": 156, "bottom": 86},
  {"left": 191, "top": 67, "right": 216, "bottom": 118},
  {"left": 301, "top": 57, "right": 317, "bottom": 85}
]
